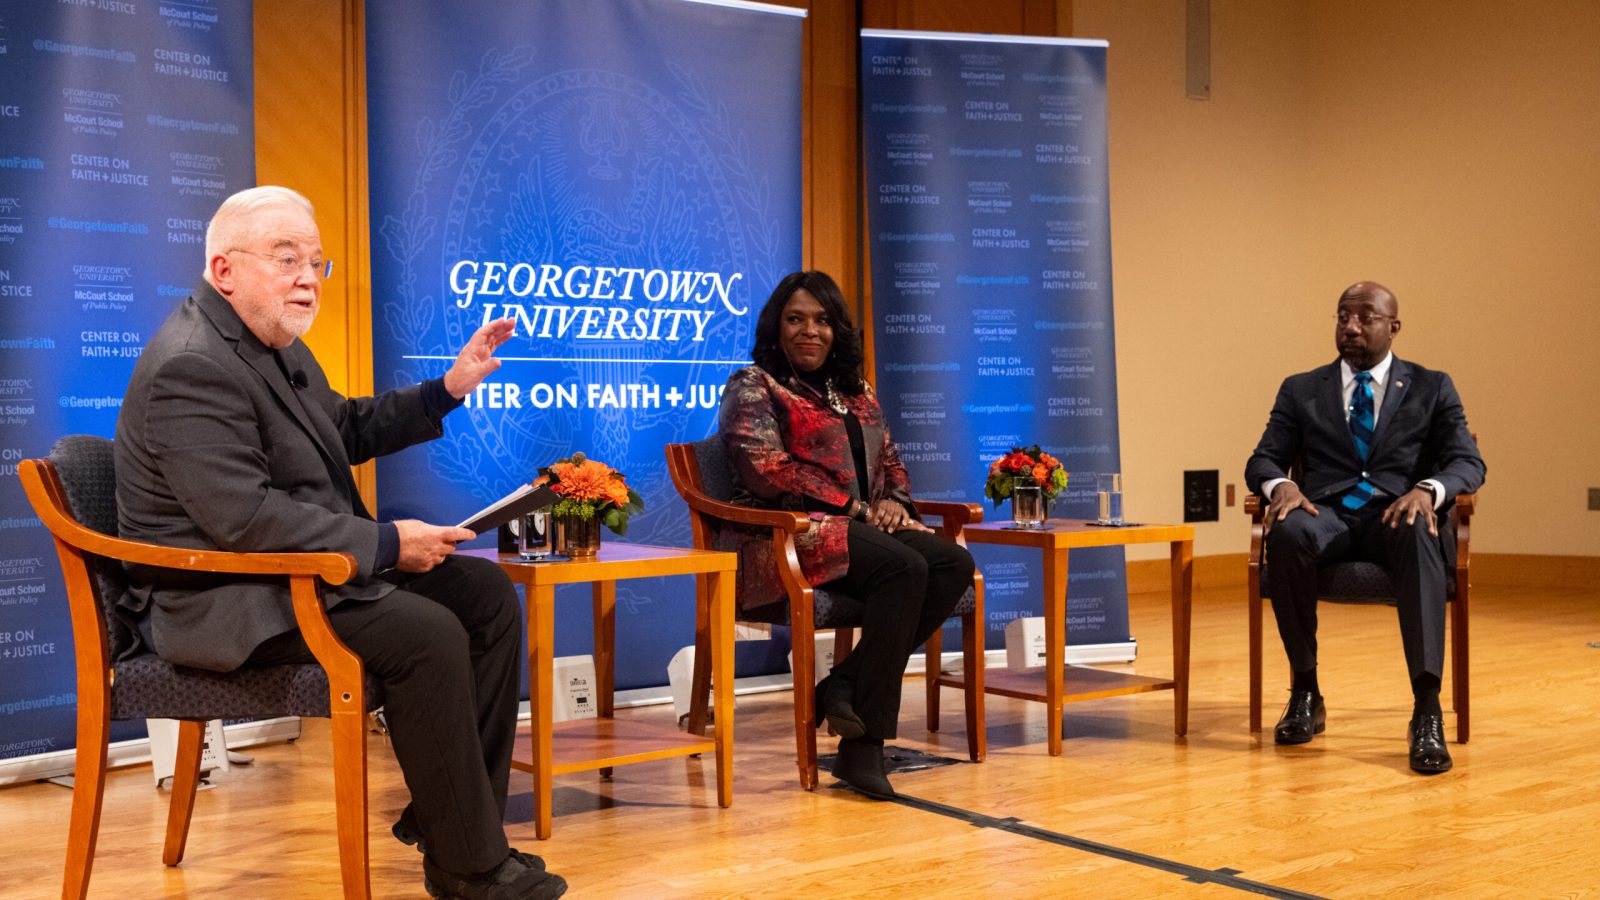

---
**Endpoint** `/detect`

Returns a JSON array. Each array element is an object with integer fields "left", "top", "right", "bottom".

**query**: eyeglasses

[
  {"left": 1334, "top": 311, "right": 1393, "bottom": 326},
  {"left": 229, "top": 248, "right": 334, "bottom": 280}
]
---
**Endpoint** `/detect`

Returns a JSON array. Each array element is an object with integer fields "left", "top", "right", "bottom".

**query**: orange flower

[
  {"left": 1031, "top": 464, "right": 1049, "bottom": 484},
  {"left": 550, "top": 459, "right": 618, "bottom": 503},
  {"left": 1040, "top": 453, "right": 1060, "bottom": 469},
  {"left": 605, "top": 479, "right": 632, "bottom": 508}
]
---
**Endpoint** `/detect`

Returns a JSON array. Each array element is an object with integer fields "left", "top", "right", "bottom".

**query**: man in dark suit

[
  {"left": 116, "top": 186, "right": 566, "bottom": 898},
  {"left": 1245, "top": 281, "right": 1485, "bottom": 774}
]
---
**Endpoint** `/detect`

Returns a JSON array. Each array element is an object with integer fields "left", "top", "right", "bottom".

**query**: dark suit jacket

[
  {"left": 1245, "top": 357, "right": 1485, "bottom": 515},
  {"left": 114, "top": 283, "right": 444, "bottom": 672}
]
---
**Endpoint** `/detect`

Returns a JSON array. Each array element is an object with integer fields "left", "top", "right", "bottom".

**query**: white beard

[{"left": 278, "top": 303, "right": 318, "bottom": 341}]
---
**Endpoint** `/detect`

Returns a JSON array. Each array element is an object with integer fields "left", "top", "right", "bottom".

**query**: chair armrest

[
  {"left": 677, "top": 489, "right": 811, "bottom": 534},
  {"left": 99, "top": 536, "right": 354, "bottom": 584},
  {"left": 912, "top": 499, "right": 983, "bottom": 543},
  {"left": 1451, "top": 491, "right": 1476, "bottom": 578},
  {"left": 1244, "top": 493, "right": 1266, "bottom": 568},
  {"left": 912, "top": 499, "right": 983, "bottom": 526}
]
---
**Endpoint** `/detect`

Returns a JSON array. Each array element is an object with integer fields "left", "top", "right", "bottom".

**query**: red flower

[{"left": 1002, "top": 451, "right": 1034, "bottom": 473}]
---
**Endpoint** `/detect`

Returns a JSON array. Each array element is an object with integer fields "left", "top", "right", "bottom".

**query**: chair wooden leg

[
  {"left": 63, "top": 685, "right": 110, "bottom": 900},
  {"left": 962, "top": 610, "right": 986, "bottom": 762},
  {"left": 687, "top": 575, "right": 713, "bottom": 736},
  {"left": 329, "top": 700, "right": 371, "bottom": 900},
  {"left": 791, "top": 621, "right": 819, "bottom": 790},
  {"left": 1249, "top": 591, "right": 1263, "bottom": 732},
  {"left": 924, "top": 627, "right": 943, "bottom": 732},
  {"left": 1452, "top": 586, "right": 1469, "bottom": 743},
  {"left": 832, "top": 627, "right": 854, "bottom": 668},
  {"left": 162, "top": 720, "right": 205, "bottom": 865}
]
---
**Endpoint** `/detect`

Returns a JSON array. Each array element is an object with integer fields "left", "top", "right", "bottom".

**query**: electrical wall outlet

[{"left": 1183, "top": 469, "right": 1219, "bottom": 522}]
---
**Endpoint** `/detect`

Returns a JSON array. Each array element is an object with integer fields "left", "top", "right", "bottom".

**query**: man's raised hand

[{"left": 443, "top": 317, "right": 516, "bottom": 399}]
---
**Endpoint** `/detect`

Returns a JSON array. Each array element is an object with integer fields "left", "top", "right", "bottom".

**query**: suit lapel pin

[{"left": 1394, "top": 380, "right": 1403, "bottom": 388}]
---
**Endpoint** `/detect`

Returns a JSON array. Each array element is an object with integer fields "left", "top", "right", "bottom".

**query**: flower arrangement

[
  {"left": 984, "top": 445, "right": 1068, "bottom": 507},
  {"left": 534, "top": 452, "right": 645, "bottom": 535}
]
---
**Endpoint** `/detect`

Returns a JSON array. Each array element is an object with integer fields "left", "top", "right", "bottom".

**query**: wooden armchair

[
  {"left": 18, "top": 435, "right": 381, "bottom": 899},
  {"left": 1246, "top": 484, "right": 1476, "bottom": 743},
  {"left": 666, "top": 438, "right": 986, "bottom": 790}
]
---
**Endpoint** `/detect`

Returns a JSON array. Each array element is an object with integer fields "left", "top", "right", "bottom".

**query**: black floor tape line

[{"left": 885, "top": 791, "right": 1327, "bottom": 899}]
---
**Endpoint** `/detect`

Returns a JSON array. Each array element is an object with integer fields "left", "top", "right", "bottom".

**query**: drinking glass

[
  {"left": 1012, "top": 478, "right": 1044, "bottom": 529},
  {"left": 1096, "top": 473, "right": 1123, "bottom": 525},
  {"left": 516, "top": 510, "right": 552, "bottom": 559}
]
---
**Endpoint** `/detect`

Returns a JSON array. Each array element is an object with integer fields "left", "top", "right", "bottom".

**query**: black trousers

[
  {"left": 817, "top": 520, "right": 975, "bottom": 741},
  {"left": 1265, "top": 502, "right": 1448, "bottom": 684},
  {"left": 246, "top": 554, "right": 521, "bottom": 875}
]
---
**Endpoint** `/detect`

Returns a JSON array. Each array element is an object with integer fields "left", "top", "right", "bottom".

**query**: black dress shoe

[
  {"left": 831, "top": 736, "right": 895, "bottom": 800},
  {"left": 423, "top": 854, "right": 567, "bottom": 900},
  {"left": 1408, "top": 713, "right": 1453, "bottom": 774},
  {"left": 1273, "top": 690, "right": 1327, "bottom": 745},
  {"left": 814, "top": 674, "right": 866, "bottom": 739}
]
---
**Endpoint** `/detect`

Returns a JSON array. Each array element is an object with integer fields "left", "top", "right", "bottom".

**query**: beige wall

[
  {"left": 1301, "top": 0, "right": 1600, "bottom": 557},
  {"left": 1074, "top": 0, "right": 1600, "bottom": 558}
]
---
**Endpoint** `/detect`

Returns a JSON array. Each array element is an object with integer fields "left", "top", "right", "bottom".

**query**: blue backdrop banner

[
  {"left": 860, "top": 32, "right": 1129, "bottom": 652},
  {"left": 0, "top": 0, "right": 254, "bottom": 764},
  {"left": 366, "top": 0, "right": 804, "bottom": 691}
]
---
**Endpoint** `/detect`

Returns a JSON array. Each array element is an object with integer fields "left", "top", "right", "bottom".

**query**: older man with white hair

[{"left": 115, "top": 186, "right": 566, "bottom": 898}]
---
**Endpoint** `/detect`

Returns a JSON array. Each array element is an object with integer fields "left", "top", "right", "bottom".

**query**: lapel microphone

[{"left": 290, "top": 370, "right": 309, "bottom": 389}]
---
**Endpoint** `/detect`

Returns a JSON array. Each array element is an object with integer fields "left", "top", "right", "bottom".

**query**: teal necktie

[{"left": 1342, "top": 371, "right": 1377, "bottom": 510}]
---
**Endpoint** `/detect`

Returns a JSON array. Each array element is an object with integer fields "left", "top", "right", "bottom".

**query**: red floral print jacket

[{"left": 717, "top": 365, "right": 914, "bottom": 607}]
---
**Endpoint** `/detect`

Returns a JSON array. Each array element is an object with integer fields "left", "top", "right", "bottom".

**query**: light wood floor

[{"left": 3, "top": 581, "right": 1597, "bottom": 899}]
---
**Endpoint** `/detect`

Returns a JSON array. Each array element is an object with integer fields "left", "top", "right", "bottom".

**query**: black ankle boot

[
  {"left": 831, "top": 736, "right": 894, "bottom": 799},
  {"left": 814, "top": 674, "right": 865, "bottom": 739}
]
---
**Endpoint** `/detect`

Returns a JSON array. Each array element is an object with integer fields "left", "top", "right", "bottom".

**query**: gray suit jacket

[
  {"left": 115, "top": 283, "right": 444, "bottom": 671},
  {"left": 1245, "top": 357, "right": 1486, "bottom": 507}
]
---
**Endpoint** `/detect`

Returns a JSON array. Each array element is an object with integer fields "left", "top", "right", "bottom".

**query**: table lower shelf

[
  {"left": 511, "top": 717, "right": 717, "bottom": 776},
  {"left": 960, "top": 664, "right": 1176, "bottom": 704}
]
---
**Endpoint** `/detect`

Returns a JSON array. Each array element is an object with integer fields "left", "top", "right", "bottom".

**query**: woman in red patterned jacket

[{"left": 718, "top": 270, "right": 975, "bottom": 799}]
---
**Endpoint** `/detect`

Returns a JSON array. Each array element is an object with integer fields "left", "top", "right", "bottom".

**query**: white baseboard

[{"left": 0, "top": 717, "right": 302, "bottom": 787}]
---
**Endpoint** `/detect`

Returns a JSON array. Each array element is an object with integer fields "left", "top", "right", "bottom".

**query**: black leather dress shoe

[
  {"left": 814, "top": 674, "right": 865, "bottom": 739},
  {"left": 423, "top": 854, "right": 567, "bottom": 900},
  {"left": 1273, "top": 690, "right": 1326, "bottom": 745},
  {"left": 831, "top": 736, "right": 895, "bottom": 800},
  {"left": 1408, "top": 713, "right": 1453, "bottom": 774}
]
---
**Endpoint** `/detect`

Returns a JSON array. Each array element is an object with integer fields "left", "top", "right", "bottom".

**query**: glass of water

[
  {"left": 1012, "top": 477, "right": 1045, "bottom": 529},
  {"left": 1096, "top": 473, "right": 1123, "bottom": 525},
  {"left": 516, "top": 510, "right": 552, "bottom": 559}
]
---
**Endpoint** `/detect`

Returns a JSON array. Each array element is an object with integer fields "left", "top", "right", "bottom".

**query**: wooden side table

[
  {"left": 961, "top": 519, "right": 1194, "bottom": 756},
  {"left": 464, "top": 543, "right": 737, "bottom": 839}
]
